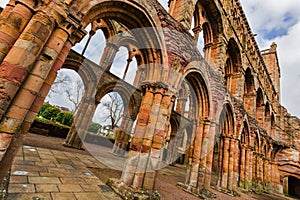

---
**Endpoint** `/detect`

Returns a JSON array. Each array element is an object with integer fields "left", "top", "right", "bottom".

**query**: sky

[{"left": 0, "top": 0, "right": 300, "bottom": 117}]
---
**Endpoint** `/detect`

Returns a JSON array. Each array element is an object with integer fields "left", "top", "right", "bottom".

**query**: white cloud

[
  {"left": 240, "top": 1, "right": 300, "bottom": 117},
  {"left": 0, "top": 0, "right": 8, "bottom": 8}
]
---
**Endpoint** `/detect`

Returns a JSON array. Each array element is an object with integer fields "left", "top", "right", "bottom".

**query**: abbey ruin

[{"left": 0, "top": 0, "right": 299, "bottom": 199}]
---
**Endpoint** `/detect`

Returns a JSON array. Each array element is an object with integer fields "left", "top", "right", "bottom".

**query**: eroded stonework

[{"left": 0, "top": 0, "right": 299, "bottom": 199}]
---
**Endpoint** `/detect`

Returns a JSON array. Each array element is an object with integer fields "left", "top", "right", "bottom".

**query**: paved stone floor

[{"left": 7, "top": 145, "right": 121, "bottom": 200}]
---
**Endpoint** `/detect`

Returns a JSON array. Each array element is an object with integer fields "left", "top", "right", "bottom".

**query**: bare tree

[
  {"left": 65, "top": 79, "right": 84, "bottom": 113},
  {"left": 47, "top": 71, "right": 84, "bottom": 113},
  {"left": 48, "top": 73, "right": 71, "bottom": 97},
  {"left": 102, "top": 93, "right": 124, "bottom": 129}
]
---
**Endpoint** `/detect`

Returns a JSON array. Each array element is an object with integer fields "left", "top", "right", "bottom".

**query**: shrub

[
  {"left": 39, "top": 103, "right": 52, "bottom": 116},
  {"left": 41, "top": 106, "right": 60, "bottom": 120},
  {"left": 88, "top": 122, "right": 102, "bottom": 133},
  {"left": 55, "top": 112, "right": 74, "bottom": 126}
]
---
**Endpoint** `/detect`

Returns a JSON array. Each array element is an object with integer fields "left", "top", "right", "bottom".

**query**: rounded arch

[
  {"left": 193, "top": 0, "right": 223, "bottom": 65},
  {"left": 225, "top": 38, "right": 242, "bottom": 94},
  {"left": 244, "top": 67, "right": 254, "bottom": 94},
  {"left": 182, "top": 70, "right": 210, "bottom": 119},
  {"left": 72, "top": 0, "right": 167, "bottom": 82},
  {"left": 62, "top": 53, "right": 98, "bottom": 96},
  {"left": 194, "top": 0, "right": 223, "bottom": 43},
  {"left": 271, "top": 112, "right": 276, "bottom": 137},
  {"left": 95, "top": 81, "right": 140, "bottom": 119},
  {"left": 256, "top": 87, "right": 264, "bottom": 126},
  {"left": 264, "top": 102, "right": 271, "bottom": 134}
]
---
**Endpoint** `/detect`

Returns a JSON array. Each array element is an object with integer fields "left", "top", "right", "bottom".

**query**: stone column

[
  {"left": 263, "top": 158, "right": 270, "bottom": 190},
  {"left": 283, "top": 176, "right": 289, "bottom": 196},
  {"left": 221, "top": 137, "right": 230, "bottom": 189},
  {"left": 257, "top": 155, "right": 263, "bottom": 191},
  {"left": 0, "top": 11, "right": 55, "bottom": 121},
  {"left": 232, "top": 139, "right": 240, "bottom": 189},
  {"left": 0, "top": 12, "right": 80, "bottom": 181},
  {"left": 74, "top": 102, "right": 96, "bottom": 147},
  {"left": 175, "top": 97, "right": 187, "bottom": 115},
  {"left": 110, "top": 83, "right": 174, "bottom": 198},
  {"left": 0, "top": 2, "right": 33, "bottom": 62},
  {"left": 248, "top": 149, "right": 253, "bottom": 190},
  {"left": 204, "top": 121, "right": 216, "bottom": 190},
  {"left": 227, "top": 137, "right": 235, "bottom": 191},
  {"left": 112, "top": 113, "right": 134, "bottom": 155},
  {"left": 112, "top": 84, "right": 173, "bottom": 194},
  {"left": 217, "top": 136, "right": 224, "bottom": 187},
  {"left": 99, "top": 42, "right": 119, "bottom": 71},
  {"left": 239, "top": 144, "right": 246, "bottom": 188},
  {"left": 186, "top": 119, "right": 204, "bottom": 191},
  {"left": 245, "top": 148, "right": 251, "bottom": 190},
  {"left": 198, "top": 120, "right": 210, "bottom": 189}
]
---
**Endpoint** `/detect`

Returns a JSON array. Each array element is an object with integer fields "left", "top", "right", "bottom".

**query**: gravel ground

[{"left": 23, "top": 133, "right": 295, "bottom": 200}]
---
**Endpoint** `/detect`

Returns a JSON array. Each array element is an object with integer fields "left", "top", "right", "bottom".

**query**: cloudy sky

[{"left": 0, "top": 0, "right": 300, "bottom": 117}]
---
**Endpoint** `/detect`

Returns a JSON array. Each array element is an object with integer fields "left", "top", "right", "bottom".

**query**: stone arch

[
  {"left": 252, "top": 130, "right": 261, "bottom": 188},
  {"left": 225, "top": 38, "right": 242, "bottom": 95},
  {"left": 264, "top": 102, "right": 271, "bottom": 134},
  {"left": 256, "top": 87, "right": 264, "bottom": 126},
  {"left": 271, "top": 112, "right": 275, "bottom": 138},
  {"left": 243, "top": 67, "right": 255, "bottom": 115},
  {"left": 244, "top": 67, "right": 255, "bottom": 94},
  {"left": 193, "top": 0, "right": 223, "bottom": 43},
  {"left": 193, "top": 0, "right": 223, "bottom": 66},
  {"left": 180, "top": 69, "right": 212, "bottom": 191},
  {"left": 211, "top": 102, "right": 235, "bottom": 190},
  {"left": 72, "top": 0, "right": 166, "bottom": 81},
  {"left": 286, "top": 176, "right": 300, "bottom": 198},
  {"left": 95, "top": 81, "right": 140, "bottom": 119},
  {"left": 238, "top": 120, "right": 251, "bottom": 189}
]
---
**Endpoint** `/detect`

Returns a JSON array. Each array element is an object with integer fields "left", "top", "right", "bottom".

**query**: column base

[
  {"left": 176, "top": 182, "right": 217, "bottom": 199},
  {"left": 0, "top": 171, "right": 10, "bottom": 199},
  {"left": 62, "top": 142, "right": 85, "bottom": 150},
  {"left": 210, "top": 185, "right": 240, "bottom": 197},
  {"left": 107, "top": 178, "right": 161, "bottom": 200}
]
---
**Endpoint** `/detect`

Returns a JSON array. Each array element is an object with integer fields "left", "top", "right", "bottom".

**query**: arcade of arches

[{"left": 0, "top": 0, "right": 300, "bottom": 199}]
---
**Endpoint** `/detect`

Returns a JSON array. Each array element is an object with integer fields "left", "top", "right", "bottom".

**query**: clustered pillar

[
  {"left": 0, "top": 0, "right": 82, "bottom": 182},
  {"left": 108, "top": 83, "right": 174, "bottom": 199}
]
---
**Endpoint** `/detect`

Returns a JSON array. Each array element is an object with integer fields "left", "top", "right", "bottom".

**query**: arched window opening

[
  {"left": 211, "top": 103, "right": 234, "bottom": 188},
  {"left": 264, "top": 102, "right": 271, "bottom": 133},
  {"left": 256, "top": 88, "right": 264, "bottom": 127},
  {"left": 45, "top": 69, "right": 85, "bottom": 115},
  {"left": 288, "top": 176, "right": 300, "bottom": 198},
  {"left": 244, "top": 68, "right": 254, "bottom": 94},
  {"left": 72, "top": 23, "right": 106, "bottom": 64},
  {"left": 238, "top": 121, "right": 250, "bottom": 189},
  {"left": 252, "top": 132, "right": 260, "bottom": 188},
  {"left": 124, "top": 57, "right": 138, "bottom": 85},
  {"left": 92, "top": 92, "right": 124, "bottom": 133},
  {"left": 110, "top": 46, "right": 138, "bottom": 84},
  {"left": 192, "top": 4, "right": 213, "bottom": 59},
  {"left": 225, "top": 39, "right": 242, "bottom": 95},
  {"left": 271, "top": 113, "right": 275, "bottom": 138},
  {"left": 243, "top": 68, "right": 255, "bottom": 115}
]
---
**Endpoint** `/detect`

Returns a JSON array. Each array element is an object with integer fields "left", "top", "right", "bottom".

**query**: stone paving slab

[{"left": 7, "top": 146, "right": 122, "bottom": 200}]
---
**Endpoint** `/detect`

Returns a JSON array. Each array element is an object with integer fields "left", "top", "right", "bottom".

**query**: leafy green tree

[{"left": 88, "top": 122, "right": 102, "bottom": 133}]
